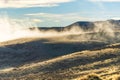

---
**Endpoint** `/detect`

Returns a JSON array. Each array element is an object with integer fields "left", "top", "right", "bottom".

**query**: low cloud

[
  {"left": 111, "top": 17, "right": 120, "bottom": 20},
  {"left": 32, "top": 19, "right": 43, "bottom": 23},
  {"left": 0, "top": 0, "right": 74, "bottom": 8}
]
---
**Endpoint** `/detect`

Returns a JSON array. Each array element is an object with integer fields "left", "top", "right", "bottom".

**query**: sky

[{"left": 0, "top": 0, "right": 120, "bottom": 27}]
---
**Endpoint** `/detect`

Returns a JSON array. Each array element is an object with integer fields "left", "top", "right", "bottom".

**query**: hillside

[
  {"left": 0, "top": 19, "right": 120, "bottom": 80},
  {"left": 0, "top": 35, "right": 108, "bottom": 69},
  {"left": 0, "top": 38, "right": 120, "bottom": 80}
]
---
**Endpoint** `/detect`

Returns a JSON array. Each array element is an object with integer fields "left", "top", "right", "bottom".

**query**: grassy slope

[
  {"left": 0, "top": 37, "right": 108, "bottom": 69},
  {"left": 0, "top": 33, "right": 120, "bottom": 80},
  {"left": 0, "top": 38, "right": 120, "bottom": 80}
]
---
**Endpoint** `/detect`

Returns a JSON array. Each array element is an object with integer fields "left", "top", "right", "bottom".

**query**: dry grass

[
  {"left": 75, "top": 74, "right": 120, "bottom": 80},
  {"left": 0, "top": 36, "right": 120, "bottom": 80},
  {"left": 108, "top": 75, "right": 120, "bottom": 80},
  {"left": 76, "top": 74, "right": 102, "bottom": 80},
  {"left": 0, "top": 47, "right": 119, "bottom": 80}
]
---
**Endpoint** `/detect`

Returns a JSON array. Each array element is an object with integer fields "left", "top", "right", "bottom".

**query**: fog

[
  {"left": 0, "top": 16, "right": 84, "bottom": 42},
  {"left": 0, "top": 15, "right": 119, "bottom": 43}
]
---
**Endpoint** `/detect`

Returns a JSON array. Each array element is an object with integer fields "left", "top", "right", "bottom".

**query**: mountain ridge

[{"left": 31, "top": 19, "right": 120, "bottom": 32}]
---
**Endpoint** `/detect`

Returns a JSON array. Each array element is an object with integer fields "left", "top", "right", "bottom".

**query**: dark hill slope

[
  {"left": 0, "top": 37, "right": 108, "bottom": 69},
  {"left": 0, "top": 42, "right": 120, "bottom": 80}
]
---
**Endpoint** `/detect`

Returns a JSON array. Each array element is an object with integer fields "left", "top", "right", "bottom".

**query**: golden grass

[{"left": 0, "top": 38, "right": 120, "bottom": 80}]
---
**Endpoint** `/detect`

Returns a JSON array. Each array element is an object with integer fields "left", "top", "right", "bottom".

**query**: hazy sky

[{"left": 0, "top": 0, "right": 120, "bottom": 27}]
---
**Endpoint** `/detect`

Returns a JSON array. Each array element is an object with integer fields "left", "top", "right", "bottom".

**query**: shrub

[{"left": 79, "top": 74, "right": 102, "bottom": 80}]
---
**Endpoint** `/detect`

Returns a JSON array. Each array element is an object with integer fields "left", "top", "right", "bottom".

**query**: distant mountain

[
  {"left": 39, "top": 27, "right": 65, "bottom": 32},
  {"left": 107, "top": 19, "right": 120, "bottom": 28},
  {"left": 29, "top": 27, "right": 65, "bottom": 32},
  {"left": 29, "top": 19, "right": 120, "bottom": 31},
  {"left": 67, "top": 19, "right": 120, "bottom": 30},
  {"left": 66, "top": 21, "right": 95, "bottom": 31}
]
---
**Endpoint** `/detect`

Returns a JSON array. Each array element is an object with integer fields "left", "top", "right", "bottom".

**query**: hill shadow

[{"left": 0, "top": 38, "right": 108, "bottom": 69}]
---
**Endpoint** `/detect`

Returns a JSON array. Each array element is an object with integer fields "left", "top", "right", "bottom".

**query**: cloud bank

[{"left": 0, "top": 0, "right": 74, "bottom": 8}]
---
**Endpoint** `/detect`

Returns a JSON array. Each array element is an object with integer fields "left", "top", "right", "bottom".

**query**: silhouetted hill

[
  {"left": 29, "top": 19, "right": 120, "bottom": 32},
  {"left": 66, "top": 19, "right": 120, "bottom": 31},
  {"left": 29, "top": 27, "right": 65, "bottom": 32},
  {"left": 107, "top": 19, "right": 120, "bottom": 28},
  {"left": 66, "top": 21, "right": 95, "bottom": 31}
]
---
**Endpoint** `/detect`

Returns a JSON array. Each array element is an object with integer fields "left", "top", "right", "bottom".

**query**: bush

[
  {"left": 79, "top": 74, "right": 102, "bottom": 80},
  {"left": 86, "top": 74, "right": 102, "bottom": 80}
]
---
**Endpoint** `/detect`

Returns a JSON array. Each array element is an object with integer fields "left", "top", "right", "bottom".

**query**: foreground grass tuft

[
  {"left": 109, "top": 75, "right": 120, "bottom": 80},
  {"left": 86, "top": 74, "right": 102, "bottom": 80},
  {"left": 77, "top": 74, "right": 102, "bottom": 80}
]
